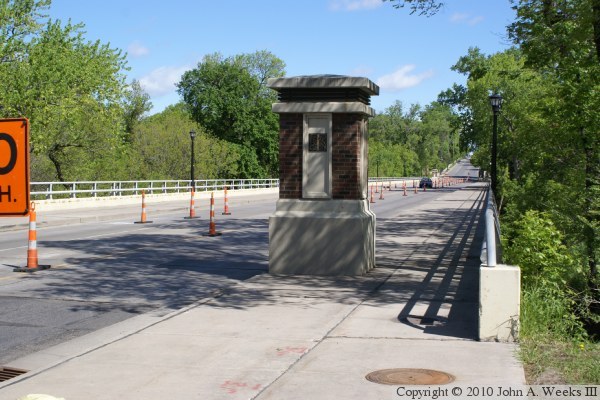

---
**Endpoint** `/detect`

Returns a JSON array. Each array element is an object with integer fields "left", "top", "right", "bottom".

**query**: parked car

[{"left": 419, "top": 177, "right": 433, "bottom": 188}]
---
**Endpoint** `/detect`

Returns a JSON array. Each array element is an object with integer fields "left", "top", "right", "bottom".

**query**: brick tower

[{"left": 267, "top": 75, "right": 379, "bottom": 275}]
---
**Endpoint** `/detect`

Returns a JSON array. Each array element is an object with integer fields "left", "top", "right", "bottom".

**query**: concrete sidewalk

[{"left": 0, "top": 182, "right": 525, "bottom": 400}]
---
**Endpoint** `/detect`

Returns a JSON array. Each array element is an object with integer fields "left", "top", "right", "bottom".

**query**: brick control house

[{"left": 267, "top": 75, "right": 379, "bottom": 276}]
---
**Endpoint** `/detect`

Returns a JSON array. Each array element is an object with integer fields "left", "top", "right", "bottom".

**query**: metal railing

[
  {"left": 30, "top": 175, "right": 462, "bottom": 201},
  {"left": 481, "top": 187, "right": 502, "bottom": 267},
  {"left": 30, "top": 179, "right": 280, "bottom": 200}
]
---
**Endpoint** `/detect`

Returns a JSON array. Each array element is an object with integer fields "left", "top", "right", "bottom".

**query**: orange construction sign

[{"left": 0, "top": 118, "right": 30, "bottom": 216}]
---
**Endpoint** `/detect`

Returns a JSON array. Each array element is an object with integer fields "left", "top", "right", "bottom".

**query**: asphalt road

[{"left": 0, "top": 161, "right": 478, "bottom": 365}]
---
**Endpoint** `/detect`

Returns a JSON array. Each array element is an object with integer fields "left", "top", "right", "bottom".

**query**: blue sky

[{"left": 47, "top": 0, "right": 516, "bottom": 115}]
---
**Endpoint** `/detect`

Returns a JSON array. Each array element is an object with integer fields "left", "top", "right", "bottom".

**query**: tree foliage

[
  {"left": 127, "top": 103, "right": 240, "bottom": 180},
  {"left": 177, "top": 51, "right": 285, "bottom": 178},
  {"left": 0, "top": 1, "right": 131, "bottom": 182},
  {"left": 0, "top": 0, "right": 50, "bottom": 62},
  {"left": 383, "top": 0, "right": 443, "bottom": 16},
  {"left": 508, "top": 0, "right": 600, "bottom": 287},
  {"left": 123, "top": 79, "right": 152, "bottom": 139},
  {"left": 439, "top": 1, "right": 600, "bottom": 338},
  {"left": 368, "top": 100, "right": 460, "bottom": 176}
]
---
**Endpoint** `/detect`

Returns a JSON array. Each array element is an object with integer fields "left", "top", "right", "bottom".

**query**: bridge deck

[{"left": 0, "top": 182, "right": 526, "bottom": 399}]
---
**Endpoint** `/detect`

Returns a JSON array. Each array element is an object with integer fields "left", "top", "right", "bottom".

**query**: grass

[
  {"left": 520, "top": 336, "right": 600, "bottom": 384},
  {"left": 518, "top": 281, "right": 600, "bottom": 384}
]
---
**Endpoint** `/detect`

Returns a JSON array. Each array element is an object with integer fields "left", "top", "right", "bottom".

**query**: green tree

[
  {"left": 508, "top": 0, "right": 600, "bottom": 287},
  {"left": 369, "top": 100, "right": 459, "bottom": 176},
  {"left": 177, "top": 51, "right": 285, "bottom": 178},
  {"left": 128, "top": 103, "right": 240, "bottom": 180},
  {"left": 1, "top": 12, "right": 129, "bottom": 181},
  {"left": 420, "top": 102, "right": 459, "bottom": 170},
  {"left": 123, "top": 79, "right": 152, "bottom": 141},
  {"left": 383, "top": 0, "right": 443, "bottom": 16},
  {"left": 0, "top": 0, "right": 50, "bottom": 63}
]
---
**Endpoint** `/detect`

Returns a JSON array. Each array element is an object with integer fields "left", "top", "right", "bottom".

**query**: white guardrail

[
  {"left": 30, "top": 177, "right": 430, "bottom": 200},
  {"left": 30, "top": 179, "right": 280, "bottom": 200},
  {"left": 481, "top": 187, "right": 502, "bottom": 267}
]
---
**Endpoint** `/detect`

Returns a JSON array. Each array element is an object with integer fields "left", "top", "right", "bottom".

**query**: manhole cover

[{"left": 365, "top": 368, "right": 455, "bottom": 385}]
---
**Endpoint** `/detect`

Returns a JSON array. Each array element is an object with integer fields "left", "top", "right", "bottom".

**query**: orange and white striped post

[
  {"left": 379, "top": 181, "right": 385, "bottom": 200},
  {"left": 370, "top": 185, "right": 375, "bottom": 203},
  {"left": 403, "top": 181, "right": 407, "bottom": 196},
  {"left": 184, "top": 189, "right": 198, "bottom": 219},
  {"left": 135, "top": 190, "right": 153, "bottom": 224},
  {"left": 14, "top": 202, "right": 50, "bottom": 272},
  {"left": 27, "top": 203, "right": 38, "bottom": 269},
  {"left": 222, "top": 186, "right": 231, "bottom": 215},
  {"left": 206, "top": 192, "right": 222, "bottom": 237},
  {"left": 414, "top": 181, "right": 418, "bottom": 194}
]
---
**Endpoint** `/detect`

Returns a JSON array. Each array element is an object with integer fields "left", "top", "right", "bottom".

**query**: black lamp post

[
  {"left": 489, "top": 94, "right": 502, "bottom": 193},
  {"left": 189, "top": 130, "right": 196, "bottom": 191}
]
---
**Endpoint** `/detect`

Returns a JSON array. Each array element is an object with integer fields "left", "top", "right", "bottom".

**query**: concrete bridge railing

[{"left": 478, "top": 187, "right": 521, "bottom": 342}]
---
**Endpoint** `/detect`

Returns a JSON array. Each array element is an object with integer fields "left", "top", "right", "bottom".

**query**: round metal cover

[{"left": 365, "top": 368, "right": 455, "bottom": 385}]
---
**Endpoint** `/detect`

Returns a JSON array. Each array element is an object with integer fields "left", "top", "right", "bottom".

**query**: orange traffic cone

[
  {"left": 414, "top": 181, "right": 418, "bottom": 194},
  {"left": 379, "top": 182, "right": 385, "bottom": 200},
  {"left": 184, "top": 189, "right": 199, "bottom": 219},
  {"left": 205, "top": 192, "right": 222, "bottom": 237},
  {"left": 403, "top": 181, "right": 407, "bottom": 196},
  {"left": 370, "top": 185, "right": 375, "bottom": 203},
  {"left": 14, "top": 202, "right": 50, "bottom": 272},
  {"left": 222, "top": 187, "right": 231, "bottom": 215},
  {"left": 135, "top": 190, "right": 153, "bottom": 224}
]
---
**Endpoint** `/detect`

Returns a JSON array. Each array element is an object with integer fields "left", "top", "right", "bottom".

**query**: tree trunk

[
  {"left": 592, "top": 0, "right": 600, "bottom": 62},
  {"left": 581, "top": 123, "right": 599, "bottom": 289},
  {"left": 48, "top": 147, "right": 66, "bottom": 183}
]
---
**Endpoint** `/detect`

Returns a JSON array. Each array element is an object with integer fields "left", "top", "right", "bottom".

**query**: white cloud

[
  {"left": 329, "top": 0, "right": 382, "bottom": 12},
  {"left": 127, "top": 41, "right": 150, "bottom": 57},
  {"left": 376, "top": 65, "right": 434, "bottom": 92},
  {"left": 450, "top": 12, "right": 484, "bottom": 26},
  {"left": 450, "top": 12, "right": 468, "bottom": 23},
  {"left": 468, "top": 15, "right": 484, "bottom": 25},
  {"left": 138, "top": 65, "right": 190, "bottom": 97}
]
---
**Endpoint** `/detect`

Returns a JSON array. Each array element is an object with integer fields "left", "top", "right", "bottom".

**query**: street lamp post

[
  {"left": 189, "top": 130, "right": 196, "bottom": 191},
  {"left": 489, "top": 94, "right": 502, "bottom": 193}
]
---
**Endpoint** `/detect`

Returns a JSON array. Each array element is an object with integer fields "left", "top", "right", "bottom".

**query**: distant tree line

[{"left": 368, "top": 101, "right": 460, "bottom": 177}]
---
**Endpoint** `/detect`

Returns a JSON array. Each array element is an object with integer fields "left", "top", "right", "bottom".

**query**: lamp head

[{"left": 489, "top": 94, "right": 502, "bottom": 113}]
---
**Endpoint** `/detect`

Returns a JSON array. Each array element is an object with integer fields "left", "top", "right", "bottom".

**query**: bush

[
  {"left": 504, "top": 210, "right": 577, "bottom": 289},
  {"left": 503, "top": 210, "right": 587, "bottom": 340}
]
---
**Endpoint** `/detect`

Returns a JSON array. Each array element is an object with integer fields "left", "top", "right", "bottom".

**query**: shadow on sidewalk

[
  {"left": 374, "top": 187, "right": 486, "bottom": 340},
  {"left": 18, "top": 187, "right": 487, "bottom": 342}
]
